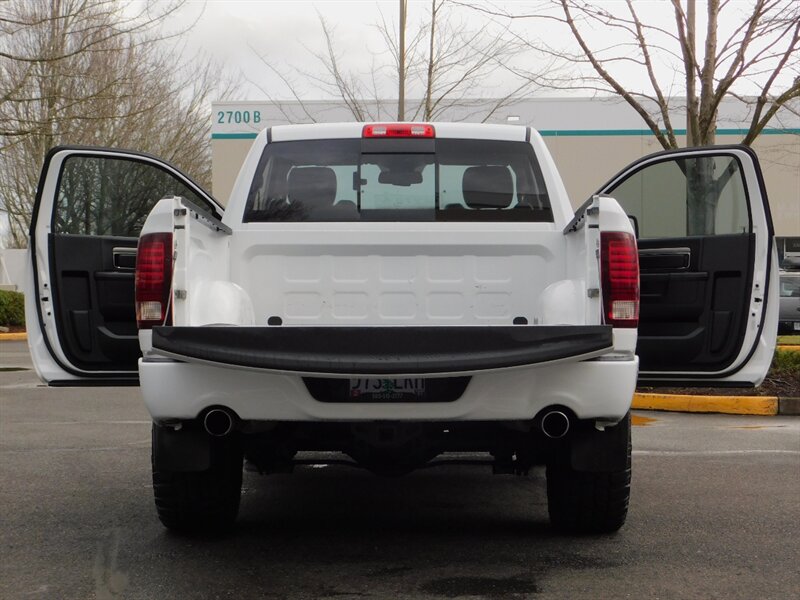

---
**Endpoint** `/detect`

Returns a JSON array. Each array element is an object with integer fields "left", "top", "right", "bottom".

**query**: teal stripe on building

[
  {"left": 211, "top": 128, "right": 800, "bottom": 140},
  {"left": 212, "top": 133, "right": 259, "bottom": 139}
]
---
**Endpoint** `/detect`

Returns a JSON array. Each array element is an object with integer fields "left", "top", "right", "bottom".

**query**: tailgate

[{"left": 150, "top": 325, "right": 612, "bottom": 375}]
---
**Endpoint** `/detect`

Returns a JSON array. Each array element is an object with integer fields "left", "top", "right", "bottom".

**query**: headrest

[
  {"left": 287, "top": 167, "right": 337, "bottom": 208},
  {"left": 462, "top": 166, "right": 513, "bottom": 209}
]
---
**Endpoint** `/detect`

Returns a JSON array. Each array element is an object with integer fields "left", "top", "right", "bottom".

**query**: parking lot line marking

[
  {"left": 0, "top": 440, "right": 151, "bottom": 454},
  {"left": 633, "top": 449, "right": 800, "bottom": 456},
  {"left": 633, "top": 393, "right": 778, "bottom": 416},
  {"left": 9, "top": 420, "right": 151, "bottom": 425}
]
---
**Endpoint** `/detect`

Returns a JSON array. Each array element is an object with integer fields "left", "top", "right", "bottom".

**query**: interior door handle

[
  {"left": 639, "top": 247, "right": 691, "bottom": 271},
  {"left": 112, "top": 247, "right": 137, "bottom": 270}
]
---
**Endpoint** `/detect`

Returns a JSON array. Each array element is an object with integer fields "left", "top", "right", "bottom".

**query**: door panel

[
  {"left": 636, "top": 234, "right": 753, "bottom": 371},
  {"left": 598, "top": 145, "right": 777, "bottom": 385},
  {"left": 26, "top": 146, "right": 219, "bottom": 385},
  {"left": 49, "top": 234, "right": 140, "bottom": 371}
]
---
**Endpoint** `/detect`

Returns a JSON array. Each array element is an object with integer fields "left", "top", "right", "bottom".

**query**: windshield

[{"left": 243, "top": 138, "right": 552, "bottom": 222}]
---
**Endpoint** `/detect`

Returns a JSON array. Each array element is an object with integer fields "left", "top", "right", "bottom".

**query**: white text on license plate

[{"left": 349, "top": 378, "right": 425, "bottom": 399}]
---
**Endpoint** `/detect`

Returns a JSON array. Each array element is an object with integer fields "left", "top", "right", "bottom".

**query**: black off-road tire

[
  {"left": 546, "top": 413, "right": 631, "bottom": 534},
  {"left": 152, "top": 427, "right": 243, "bottom": 534}
]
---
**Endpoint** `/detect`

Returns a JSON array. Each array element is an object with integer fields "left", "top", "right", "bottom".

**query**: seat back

[
  {"left": 287, "top": 167, "right": 337, "bottom": 210},
  {"left": 462, "top": 166, "right": 513, "bottom": 209}
]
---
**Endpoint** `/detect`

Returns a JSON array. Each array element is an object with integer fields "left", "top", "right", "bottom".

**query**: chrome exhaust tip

[
  {"left": 203, "top": 408, "right": 235, "bottom": 437},
  {"left": 540, "top": 410, "right": 570, "bottom": 439}
]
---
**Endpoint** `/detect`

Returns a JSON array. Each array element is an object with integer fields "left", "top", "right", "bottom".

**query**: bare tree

[
  {"left": 468, "top": 0, "right": 799, "bottom": 148},
  {"left": 250, "top": 0, "right": 532, "bottom": 123},
  {"left": 0, "top": 0, "right": 238, "bottom": 247},
  {"left": 411, "top": 0, "right": 531, "bottom": 122},
  {"left": 398, "top": 0, "right": 408, "bottom": 120},
  {"left": 465, "top": 0, "right": 799, "bottom": 234},
  {"left": 249, "top": 11, "right": 419, "bottom": 123}
]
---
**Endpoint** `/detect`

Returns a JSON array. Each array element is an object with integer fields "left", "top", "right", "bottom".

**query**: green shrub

[
  {"left": 0, "top": 290, "right": 25, "bottom": 327},
  {"left": 772, "top": 348, "right": 800, "bottom": 374}
]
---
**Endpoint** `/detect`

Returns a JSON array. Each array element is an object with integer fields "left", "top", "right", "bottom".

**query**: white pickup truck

[{"left": 25, "top": 122, "right": 778, "bottom": 534}]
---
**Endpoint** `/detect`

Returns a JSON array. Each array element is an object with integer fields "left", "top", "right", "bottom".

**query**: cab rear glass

[{"left": 243, "top": 138, "right": 552, "bottom": 222}]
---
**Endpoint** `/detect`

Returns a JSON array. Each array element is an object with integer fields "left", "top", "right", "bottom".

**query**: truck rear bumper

[{"left": 139, "top": 355, "right": 638, "bottom": 423}]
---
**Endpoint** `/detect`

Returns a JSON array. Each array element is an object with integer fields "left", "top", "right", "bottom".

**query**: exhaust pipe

[
  {"left": 539, "top": 410, "right": 570, "bottom": 439},
  {"left": 203, "top": 408, "right": 235, "bottom": 437}
]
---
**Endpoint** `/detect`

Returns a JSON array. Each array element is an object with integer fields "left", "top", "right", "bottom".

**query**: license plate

[
  {"left": 349, "top": 378, "right": 425, "bottom": 400},
  {"left": 794, "top": 322, "right": 800, "bottom": 331}
]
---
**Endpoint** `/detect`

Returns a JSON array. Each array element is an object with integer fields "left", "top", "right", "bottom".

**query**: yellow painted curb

[
  {"left": 776, "top": 345, "right": 800, "bottom": 353},
  {"left": 0, "top": 332, "right": 27, "bottom": 341},
  {"left": 633, "top": 392, "right": 778, "bottom": 416}
]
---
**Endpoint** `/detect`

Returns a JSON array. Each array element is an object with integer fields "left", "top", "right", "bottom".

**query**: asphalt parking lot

[{"left": 1, "top": 340, "right": 799, "bottom": 600}]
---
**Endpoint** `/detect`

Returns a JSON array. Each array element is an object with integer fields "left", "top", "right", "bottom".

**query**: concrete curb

[
  {"left": 778, "top": 397, "right": 800, "bottom": 415},
  {"left": 0, "top": 332, "right": 27, "bottom": 341},
  {"left": 633, "top": 392, "right": 800, "bottom": 416}
]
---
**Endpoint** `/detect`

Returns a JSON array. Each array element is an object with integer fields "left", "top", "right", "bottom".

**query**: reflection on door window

[
  {"left": 54, "top": 156, "right": 207, "bottom": 237},
  {"left": 608, "top": 155, "right": 750, "bottom": 238}
]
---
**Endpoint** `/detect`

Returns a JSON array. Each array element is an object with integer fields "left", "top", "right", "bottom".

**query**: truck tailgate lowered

[{"left": 150, "top": 325, "right": 613, "bottom": 375}]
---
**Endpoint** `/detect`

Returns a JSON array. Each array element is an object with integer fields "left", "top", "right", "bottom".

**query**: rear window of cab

[{"left": 243, "top": 138, "right": 552, "bottom": 222}]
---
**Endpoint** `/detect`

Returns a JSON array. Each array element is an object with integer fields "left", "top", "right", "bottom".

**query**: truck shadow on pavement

[{"left": 151, "top": 465, "right": 624, "bottom": 597}]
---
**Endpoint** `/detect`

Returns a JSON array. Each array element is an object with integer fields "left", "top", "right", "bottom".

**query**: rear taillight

[
  {"left": 600, "top": 231, "right": 639, "bottom": 328},
  {"left": 135, "top": 232, "right": 173, "bottom": 329},
  {"left": 362, "top": 123, "right": 435, "bottom": 138}
]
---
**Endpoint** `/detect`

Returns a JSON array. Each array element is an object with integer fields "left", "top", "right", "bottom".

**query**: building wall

[
  {"left": 210, "top": 130, "right": 799, "bottom": 237},
  {"left": 0, "top": 249, "right": 27, "bottom": 292},
  {"left": 211, "top": 138, "right": 254, "bottom": 205},
  {"left": 748, "top": 135, "right": 800, "bottom": 237},
  {"left": 543, "top": 132, "right": 799, "bottom": 237}
]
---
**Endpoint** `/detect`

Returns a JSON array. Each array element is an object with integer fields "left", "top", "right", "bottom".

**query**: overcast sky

[
  {"left": 170, "top": 0, "right": 532, "bottom": 100},
  {"left": 171, "top": 1, "right": 460, "bottom": 99},
  {"left": 160, "top": 0, "right": 795, "bottom": 103}
]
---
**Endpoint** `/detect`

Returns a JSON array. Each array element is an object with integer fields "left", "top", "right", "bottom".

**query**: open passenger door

[
  {"left": 598, "top": 145, "right": 778, "bottom": 386},
  {"left": 25, "top": 146, "right": 220, "bottom": 386}
]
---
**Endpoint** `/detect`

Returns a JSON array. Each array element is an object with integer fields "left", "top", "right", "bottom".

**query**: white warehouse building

[
  {"left": 3, "top": 97, "right": 797, "bottom": 294},
  {"left": 210, "top": 97, "right": 799, "bottom": 247}
]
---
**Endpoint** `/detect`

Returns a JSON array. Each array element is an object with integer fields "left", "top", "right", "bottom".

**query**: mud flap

[
  {"left": 569, "top": 413, "right": 631, "bottom": 472},
  {"left": 151, "top": 423, "right": 211, "bottom": 472}
]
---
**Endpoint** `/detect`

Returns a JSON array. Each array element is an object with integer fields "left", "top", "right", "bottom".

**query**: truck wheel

[
  {"left": 151, "top": 427, "right": 243, "bottom": 534},
  {"left": 546, "top": 413, "right": 631, "bottom": 534}
]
